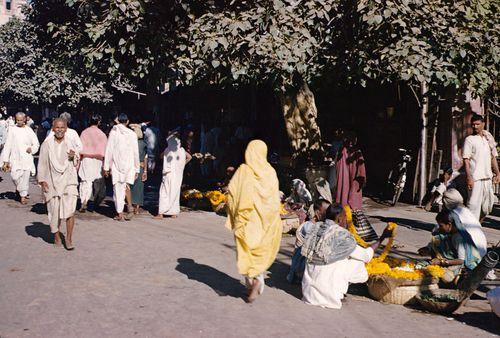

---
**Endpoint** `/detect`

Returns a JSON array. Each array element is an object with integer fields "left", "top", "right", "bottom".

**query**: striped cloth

[{"left": 352, "top": 209, "right": 379, "bottom": 242}]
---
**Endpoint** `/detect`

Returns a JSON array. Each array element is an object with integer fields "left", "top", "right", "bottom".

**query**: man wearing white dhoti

[
  {"left": 301, "top": 204, "right": 392, "bottom": 309},
  {"left": 38, "top": 119, "right": 79, "bottom": 250},
  {"left": 1, "top": 112, "right": 40, "bottom": 204},
  {"left": 155, "top": 133, "right": 190, "bottom": 219},
  {"left": 78, "top": 114, "right": 107, "bottom": 212},
  {"left": 463, "top": 114, "right": 500, "bottom": 221},
  {"left": 47, "top": 112, "right": 82, "bottom": 154},
  {"left": 104, "top": 114, "right": 139, "bottom": 221}
]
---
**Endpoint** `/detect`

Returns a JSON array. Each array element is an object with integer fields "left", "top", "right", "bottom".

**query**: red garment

[
  {"left": 335, "top": 147, "right": 366, "bottom": 210},
  {"left": 80, "top": 125, "right": 107, "bottom": 158}
]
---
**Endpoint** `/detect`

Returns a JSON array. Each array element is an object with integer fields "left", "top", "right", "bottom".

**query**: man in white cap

[{"left": 1, "top": 112, "right": 40, "bottom": 204}]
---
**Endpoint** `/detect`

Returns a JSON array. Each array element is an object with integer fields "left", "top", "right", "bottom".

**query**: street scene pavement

[{"left": 0, "top": 172, "right": 498, "bottom": 337}]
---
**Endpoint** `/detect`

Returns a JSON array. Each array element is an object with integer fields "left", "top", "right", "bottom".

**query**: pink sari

[{"left": 335, "top": 147, "right": 366, "bottom": 210}]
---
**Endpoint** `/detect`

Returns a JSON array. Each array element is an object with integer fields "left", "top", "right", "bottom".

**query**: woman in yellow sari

[{"left": 226, "top": 140, "right": 282, "bottom": 302}]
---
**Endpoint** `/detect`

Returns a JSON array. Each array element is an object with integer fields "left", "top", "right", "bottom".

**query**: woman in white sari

[{"left": 155, "top": 134, "right": 191, "bottom": 219}]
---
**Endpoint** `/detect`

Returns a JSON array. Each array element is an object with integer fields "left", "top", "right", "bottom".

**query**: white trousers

[
  {"left": 468, "top": 179, "right": 495, "bottom": 220},
  {"left": 113, "top": 182, "right": 130, "bottom": 213},
  {"left": 79, "top": 180, "right": 93, "bottom": 205},
  {"left": 47, "top": 195, "right": 77, "bottom": 233},
  {"left": 12, "top": 169, "right": 30, "bottom": 197}
]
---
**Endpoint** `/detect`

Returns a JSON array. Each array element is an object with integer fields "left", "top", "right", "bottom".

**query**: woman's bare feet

[
  {"left": 153, "top": 214, "right": 164, "bottom": 220},
  {"left": 247, "top": 278, "right": 261, "bottom": 303},
  {"left": 114, "top": 214, "right": 125, "bottom": 221},
  {"left": 20, "top": 197, "right": 28, "bottom": 205}
]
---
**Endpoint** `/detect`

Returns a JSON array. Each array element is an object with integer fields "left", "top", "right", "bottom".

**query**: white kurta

[
  {"left": 0, "top": 125, "right": 40, "bottom": 196},
  {"left": 158, "top": 136, "right": 186, "bottom": 216},
  {"left": 47, "top": 128, "right": 82, "bottom": 155},
  {"left": 103, "top": 124, "right": 139, "bottom": 213},
  {"left": 302, "top": 246, "right": 374, "bottom": 309},
  {"left": 78, "top": 157, "right": 103, "bottom": 204},
  {"left": 463, "top": 134, "right": 496, "bottom": 219},
  {"left": 37, "top": 137, "right": 78, "bottom": 233}
]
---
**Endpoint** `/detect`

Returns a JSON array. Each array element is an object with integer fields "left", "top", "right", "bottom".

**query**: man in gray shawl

[
  {"left": 38, "top": 119, "right": 78, "bottom": 250},
  {"left": 301, "top": 203, "right": 393, "bottom": 309}
]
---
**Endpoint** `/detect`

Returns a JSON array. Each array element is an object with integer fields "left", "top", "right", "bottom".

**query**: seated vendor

[
  {"left": 418, "top": 208, "right": 487, "bottom": 284},
  {"left": 301, "top": 203, "right": 392, "bottom": 309},
  {"left": 284, "top": 179, "right": 313, "bottom": 224},
  {"left": 286, "top": 199, "right": 330, "bottom": 284}
]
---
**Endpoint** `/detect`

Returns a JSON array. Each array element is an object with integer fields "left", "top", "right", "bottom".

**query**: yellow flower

[
  {"left": 344, "top": 205, "right": 369, "bottom": 248},
  {"left": 204, "top": 190, "right": 227, "bottom": 211}
]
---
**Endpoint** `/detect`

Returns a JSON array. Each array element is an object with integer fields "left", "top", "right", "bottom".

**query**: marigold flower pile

[{"left": 344, "top": 205, "right": 445, "bottom": 280}]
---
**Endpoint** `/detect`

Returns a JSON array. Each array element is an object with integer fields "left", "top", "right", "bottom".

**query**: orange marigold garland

[{"left": 344, "top": 205, "right": 369, "bottom": 248}]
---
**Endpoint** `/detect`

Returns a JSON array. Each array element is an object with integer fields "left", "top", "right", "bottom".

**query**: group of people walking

[{"left": 0, "top": 112, "right": 190, "bottom": 249}]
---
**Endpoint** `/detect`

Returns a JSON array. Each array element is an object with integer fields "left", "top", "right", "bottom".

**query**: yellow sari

[{"left": 226, "top": 140, "right": 282, "bottom": 278}]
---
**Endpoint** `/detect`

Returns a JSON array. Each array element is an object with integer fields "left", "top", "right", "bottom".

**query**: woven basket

[
  {"left": 281, "top": 215, "right": 300, "bottom": 234},
  {"left": 415, "top": 289, "right": 465, "bottom": 314},
  {"left": 367, "top": 275, "right": 439, "bottom": 305}
]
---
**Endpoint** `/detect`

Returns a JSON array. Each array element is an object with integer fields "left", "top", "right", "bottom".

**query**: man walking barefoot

[
  {"left": 1, "top": 112, "right": 39, "bottom": 204},
  {"left": 38, "top": 119, "right": 78, "bottom": 250}
]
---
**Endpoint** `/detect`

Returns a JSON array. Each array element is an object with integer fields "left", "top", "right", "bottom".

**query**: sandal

[
  {"left": 65, "top": 242, "right": 75, "bottom": 250},
  {"left": 114, "top": 215, "right": 125, "bottom": 221},
  {"left": 124, "top": 212, "right": 134, "bottom": 221}
]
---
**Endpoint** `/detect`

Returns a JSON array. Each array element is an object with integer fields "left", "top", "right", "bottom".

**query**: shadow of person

[
  {"left": 175, "top": 258, "right": 246, "bottom": 299},
  {"left": 25, "top": 222, "right": 53, "bottom": 244},
  {"left": 30, "top": 202, "right": 47, "bottom": 215},
  {"left": 0, "top": 191, "right": 17, "bottom": 201},
  {"left": 452, "top": 312, "right": 500, "bottom": 335},
  {"left": 266, "top": 259, "right": 302, "bottom": 299}
]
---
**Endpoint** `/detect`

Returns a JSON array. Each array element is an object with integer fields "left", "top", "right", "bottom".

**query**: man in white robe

[
  {"left": 301, "top": 204, "right": 392, "bottom": 309},
  {"left": 38, "top": 119, "right": 78, "bottom": 249},
  {"left": 47, "top": 112, "right": 83, "bottom": 154},
  {"left": 78, "top": 114, "right": 107, "bottom": 212},
  {"left": 104, "top": 114, "right": 139, "bottom": 221},
  {"left": 155, "top": 134, "right": 190, "bottom": 219},
  {"left": 1, "top": 112, "right": 40, "bottom": 204}
]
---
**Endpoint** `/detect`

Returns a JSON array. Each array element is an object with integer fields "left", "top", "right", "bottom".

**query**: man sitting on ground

[
  {"left": 301, "top": 203, "right": 393, "bottom": 309},
  {"left": 287, "top": 199, "right": 331, "bottom": 284}
]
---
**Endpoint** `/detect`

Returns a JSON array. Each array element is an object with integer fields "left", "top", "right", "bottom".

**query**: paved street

[{"left": 0, "top": 172, "right": 499, "bottom": 337}]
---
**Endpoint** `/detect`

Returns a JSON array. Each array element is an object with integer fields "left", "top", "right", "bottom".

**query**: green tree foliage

[
  {"left": 0, "top": 16, "right": 112, "bottom": 108},
  {"left": 350, "top": 0, "right": 499, "bottom": 96}
]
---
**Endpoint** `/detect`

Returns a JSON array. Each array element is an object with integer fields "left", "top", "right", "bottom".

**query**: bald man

[
  {"left": 38, "top": 119, "right": 78, "bottom": 249},
  {"left": 1, "top": 112, "right": 40, "bottom": 204}
]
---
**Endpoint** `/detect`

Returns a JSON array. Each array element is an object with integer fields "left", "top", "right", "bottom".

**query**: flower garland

[
  {"left": 182, "top": 189, "right": 204, "bottom": 200},
  {"left": 344, "top": 205, "right": 369, "bottom": 248},
  {"left": 204, "top": 190, "right": 227, "bottom": 211},
  {"left": 343, "top": 205, "right": 445, "bottom": 280}
]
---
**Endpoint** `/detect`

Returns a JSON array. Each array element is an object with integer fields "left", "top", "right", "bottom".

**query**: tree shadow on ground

[
  {"left": 30, "top": 202, "right": 47, "bottom": 215},
  {"left": 452, "top": 311, "right": 500, "bottom": 335},
  {"left": 175, "top": 258, "right": 246, "bottom": 299},
  {"left": 0, "top": 191, "right": 17, "bottom": 201},
  {"left": 25, "top": 222, "right": 53, "bottom": 244},
  {"left": 370, "top": 215, "right": 435, "bottom": 232}
]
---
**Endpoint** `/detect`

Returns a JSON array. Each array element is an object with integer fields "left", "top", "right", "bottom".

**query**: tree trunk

[
  {"left": 418, "top": 82, "right": 429, "bottom": 205},
  {"left": 279, "top": 82, "right": 323, "bottom": 164}
]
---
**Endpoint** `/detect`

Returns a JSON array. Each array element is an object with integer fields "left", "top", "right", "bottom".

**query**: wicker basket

[
  {"left": 367, "top": 275, "right": 439, "bottom": 305},
  {"left": 281, "top": 215, "right": 300, "bottom": 234},
  {"left": 415, "top": 289, "right": 465, "bottom": 314}
]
